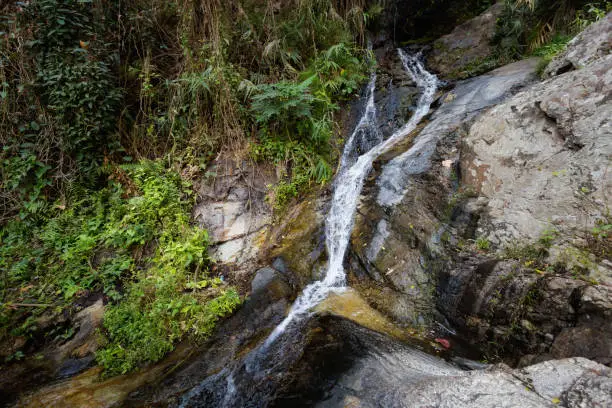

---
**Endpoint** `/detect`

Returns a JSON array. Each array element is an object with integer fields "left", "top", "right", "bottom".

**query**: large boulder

[
  {"left": 460, "top": 36, "right": 612, "bottom": 284},
  {"left": 427, "top": 2, "right": 504, "bottom": 79}
]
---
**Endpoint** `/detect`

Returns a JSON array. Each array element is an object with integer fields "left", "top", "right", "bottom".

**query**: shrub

[
  {"left": 303, "top": 43, "right": 370, "bottom": 99},
  {"left": 249, "top": 41, "right": 369, "bottom": 209},
  {"left": 494, "top": 0, "right": 611, "bottom": 60},
  {"left": 0, "top": 161, "right": 241, "bottom": 375},
  {"left": 251, "top": 76, "right": 317, "bottom": 132}
]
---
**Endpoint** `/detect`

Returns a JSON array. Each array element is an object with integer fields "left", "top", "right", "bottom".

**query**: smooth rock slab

[{"left": 462, "top": 54, "right": 612, "bottom": 247}]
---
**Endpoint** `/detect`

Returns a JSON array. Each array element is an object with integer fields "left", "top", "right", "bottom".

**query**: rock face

[
  {"left": 144, "top": 314, "right": 612, "bottom": 408},
  {"left": 0, "top": 296, "right": 106, "bottom": 405},
  {"left": 353, "top": 13, "right": 611, "bottom": 369},
  {"left": 427, "top": 3, "right": 504, "bottom": 78},
  {"left": 439, "top": 15, "right": 612, "bottom": 364},
  {"left": 439, "top": 259, "right": 612, "bottom": 366},
  {"left": 193, "top": 156, "right": 275, "bottom": 267},
  {"left": 461, "top": 51, "right": 612, "bottom": 251},
  {"left": 348, "top": 57, "right": 540, "bottom": 327}
]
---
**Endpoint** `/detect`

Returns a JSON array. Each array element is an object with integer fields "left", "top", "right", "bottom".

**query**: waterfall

[
  {"left": 262, "top": 50, "right": 438, "bottom": 349},
  {"left": 338, "top": 72, "right": 382, "bottom": 173},
  {"left": 179, "top": 49, "right": 438, "bottom": 408}
]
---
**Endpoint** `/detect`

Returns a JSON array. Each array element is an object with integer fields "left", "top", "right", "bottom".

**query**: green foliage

[
  {"left": 532, "top": 34, "right": 572, "bottom": 75},
  {"left": 96, "top": 235, "right": 241, "bottom": 375},
  {"left": 0, "top": 0, "right": 370, "bottom": 378},
  {"left": 251, "top": 77, "right": 317, "bottom": 127},
  {"left": 503, "top": 229, "right": 558, "bottom": 272},
  {"left": 494, "top": 0, "right": 611, "bottom": 60},
  {"left": 304, "top": 43, "right": 370, "bottom": 99},
  {"left": 0, "top": 161, "right": 240, "bottom": 374},
  {"left": 476, "top": 237, "right": 491, "bottom": 251},
  {"left": 1, "top": 149, "right": 52, "bottom": 220},
  {"left": 532, "top": 35, "right": 572, "bottom": 59},
  {"left": 37, "top": 58, "right": 121, "bottom": 161},
  {"left": 586, "top": 215, "right": 612, "bottom": 260},
  {"left": 23, "top": 0, "right": 121, "bottom": 173},
  {"left": 249, "top": 42, "right": 368, "bottom": 209}
]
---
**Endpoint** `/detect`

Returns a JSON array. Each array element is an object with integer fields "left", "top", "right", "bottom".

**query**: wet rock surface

[
  {"left": 141, "top": 314, "right": 611, "bottom": 408},
  {"left": 438, "top": 258, "right": 612, "bottom": 366},
  {"left": 348, "top": 57, "right": 540, "bottom": 329},
  {"left": 0, "top": 296, "right": 105, "bottom": 405},
  {"left": 438, "top": 15, "right": 612, "bottom": 366}
]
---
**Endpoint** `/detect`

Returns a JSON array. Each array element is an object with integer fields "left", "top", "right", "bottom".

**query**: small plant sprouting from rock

[
  {"left": 503, "top": 229, "right": 558, "bottom": 272},
  {"left": 476, "top": 236, "right": 491, "bottom": 251}
]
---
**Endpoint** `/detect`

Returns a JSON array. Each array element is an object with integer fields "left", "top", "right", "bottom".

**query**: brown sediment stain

[
  {"left": 464, "top": 160, "right": 491, "bottom": 193},
  {"left": 314, "top": 289, "right": 426, "bottom": 344}
]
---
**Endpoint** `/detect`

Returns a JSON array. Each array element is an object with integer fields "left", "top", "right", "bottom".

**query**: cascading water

[
  {"left": 338, "top": 73, "right": 382, "bottom": 172},
  {"left": 262, "top": 50, "right": 438, "bottom": 349},
  {"left": 179, "top": 49, "right": 438, "bottom": 408}
]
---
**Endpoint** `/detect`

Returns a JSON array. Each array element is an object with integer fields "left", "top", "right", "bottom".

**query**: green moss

[
  {"left": 271, "top": 199, "right": 321, "bottom": 284},
  {"left": 446, "top": 55, "right": 504, "bottom": 80}
]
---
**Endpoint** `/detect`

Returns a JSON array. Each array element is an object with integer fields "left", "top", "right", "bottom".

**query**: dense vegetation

[
  {"left": 494, "top": 0, "right": 611, "bottom": 63},
  {"left": 0, "top": 0, "right": 378, "bottom": 376}
]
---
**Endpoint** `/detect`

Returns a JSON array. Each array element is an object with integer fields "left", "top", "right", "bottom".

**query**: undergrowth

[
  {"left": 0, "top": 161, "right": 241, "bottom": 375},
  {"left": 0, "top": 0, "right": 377, "bottom": 376},
  {"left": 493, "top": 0, "right": 611, "bottom": 62}
]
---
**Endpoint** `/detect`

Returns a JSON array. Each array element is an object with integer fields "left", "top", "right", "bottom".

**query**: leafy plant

[
  {"left": 303, "top": 43, "right": 370, "bottom": 99},
  {"left": 532, "top": 34, "right": 572, "bottom": 75},
  {"left": 0, "top": 0, "right": 372, "bottom": 378},
  {"left": 494, "top": 0, "right": 611, "bottom": 59},
  {"left": 476, "top": 236, "right": 491, "bottom": 251},
  {"left": 1, "top": 161, "right": 241, "bottom": 375},
  {"left": 251, "top": 76, "right": 317, "bottom": 129}
]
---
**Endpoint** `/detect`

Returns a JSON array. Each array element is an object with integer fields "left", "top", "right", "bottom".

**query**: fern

[{"left": 251, "top": 76, "right": 316, "bottom": 125}]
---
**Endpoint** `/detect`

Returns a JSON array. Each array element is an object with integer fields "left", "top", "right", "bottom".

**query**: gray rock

[
  {"left": 251, "top": 266, "right": 283, "bottom": 294},
  {"left": 313, "top": 320, "right": 611, "bottom": 408},
  {"left": 462, "top": 51, "right": 612, "bottom": 250},
  {"left": 563, "top": 370, "right": 612, "bottom": 408},
  {"left": 347, "top": 56, "right": 540, "bottom": 329},
  {"left": 523, "top": 358, "right": 607, "bottom": 401},
  {"left": 378, "top": 58, "right": 540, "bottom": 207},
  {"left": 193, "top": 157, "right": 275, "bottom": 265},
  {"left": 428, "top": 3, "right": 504, "bottom": 78}
]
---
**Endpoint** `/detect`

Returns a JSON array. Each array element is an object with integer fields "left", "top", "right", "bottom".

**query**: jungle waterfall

[
  {"left": 179, "top": 49, "right": 438, "bottom": 407},
  {"left": 262, "top": 49, "right": 438, "bottom": 349}
]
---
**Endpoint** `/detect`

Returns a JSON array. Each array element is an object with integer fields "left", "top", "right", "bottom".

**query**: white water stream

[
  {"left": 180, "top": 49, "right": 438, "bottom": 408},
  {"left": 262, "top": 50, "right": 438, "bottom": 349}
]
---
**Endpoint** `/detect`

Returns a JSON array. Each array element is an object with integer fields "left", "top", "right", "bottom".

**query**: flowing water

[
  {"left": 261, "top": 50, "right": 438, "bottom": 349},
  {"left": 179, "top": 50, "right": 438, "bottom": 407}
]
